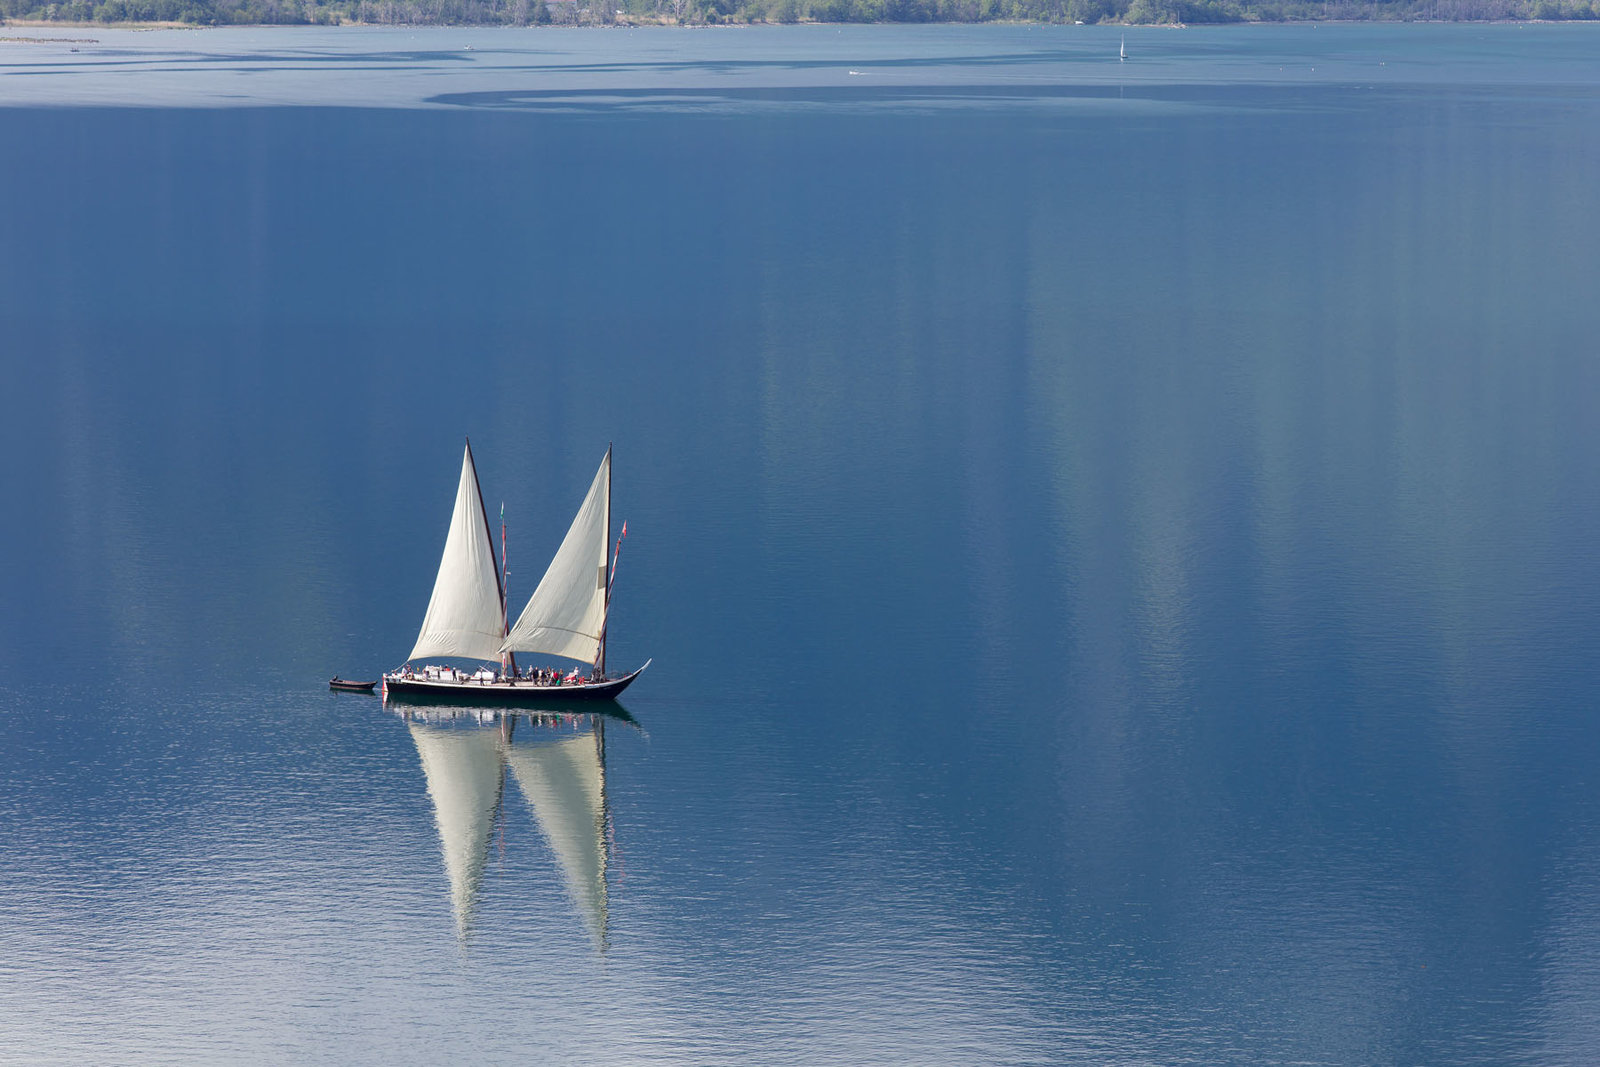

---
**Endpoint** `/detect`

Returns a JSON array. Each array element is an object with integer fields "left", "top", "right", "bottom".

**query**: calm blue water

[{"left": 2, "top": 24, "right": 1599, "bottom": 1065}]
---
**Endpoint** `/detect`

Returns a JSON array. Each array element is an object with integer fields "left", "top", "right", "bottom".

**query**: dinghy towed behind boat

[
  {"left": 330, "top": 677, "right": 378, "bottom": 692},
  {"left": 383, "top": 440, "right": 649, "bottom": 705}
]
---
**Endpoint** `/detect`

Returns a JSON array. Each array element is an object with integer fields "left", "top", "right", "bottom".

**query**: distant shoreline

[{"left": 3, "top": 10, "right": 1597, "bottom": 29}]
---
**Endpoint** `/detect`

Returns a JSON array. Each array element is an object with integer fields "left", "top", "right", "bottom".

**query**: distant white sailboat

[
  {"left": 1120, "top": 35, "right": 1127, "bottom": 62},
  {"left": 383, "top": 440, "right": 649, "bottom": 704}
]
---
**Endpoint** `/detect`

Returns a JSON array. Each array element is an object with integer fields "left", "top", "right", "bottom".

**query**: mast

[
  {"left": 501, "top": 500, "right": 517, "bottom": 678},
  {"left": 600, "top": 442, "right": 612, "bottom": 678}
]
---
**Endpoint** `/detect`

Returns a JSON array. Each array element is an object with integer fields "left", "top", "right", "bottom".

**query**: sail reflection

[
  {"left": 398, "top": 706, "right": 626, "bottom": 949},
  {"left": 406, "top": 720, "right": 505, "bottom": 942},
  {"left": 503, "top": 727, "right": 610, "bottom": 947}
]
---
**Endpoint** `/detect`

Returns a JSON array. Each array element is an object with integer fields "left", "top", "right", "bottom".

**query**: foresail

[
  {"left": 500, "top": 451, "right": 609, "bottom": 664},
  {"left": 409, "top": 442, "right": 506, "bottom": 663}
]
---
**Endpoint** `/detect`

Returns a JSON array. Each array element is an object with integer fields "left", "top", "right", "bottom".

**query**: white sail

[
  {"left": 408, "top": 722, "right": 505, "bottom": 942},
  {"left": 503, "top": 729, "right": 609, "bottom": 947},
  {"left": 500, "top": 451, "right": 610, "bottom": 664},
  {"left": 409, "top": 442, "right": 506, "bottom": 663}
]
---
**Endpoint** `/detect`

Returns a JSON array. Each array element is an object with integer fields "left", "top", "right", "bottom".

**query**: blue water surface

[{"left": 1, "top": 24, "right": 1599, "bottom": 1065}]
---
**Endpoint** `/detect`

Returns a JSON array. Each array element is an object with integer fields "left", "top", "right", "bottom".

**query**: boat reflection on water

[{"left": 395, "top": 702, "right": 635, "bottom": 949}]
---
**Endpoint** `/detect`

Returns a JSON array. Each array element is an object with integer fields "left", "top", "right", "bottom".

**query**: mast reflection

[{"left": 395, "top": 704, "right": 633, "bottom": 949}]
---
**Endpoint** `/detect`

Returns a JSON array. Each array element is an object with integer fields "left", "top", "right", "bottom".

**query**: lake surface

[{"left": 3, "top": 24, "right": 1599, "bottom": 1065}]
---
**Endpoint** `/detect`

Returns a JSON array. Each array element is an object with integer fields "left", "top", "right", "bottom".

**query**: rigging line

[{"left": 504, "top": 624, "right": 604, "bottom": 641}]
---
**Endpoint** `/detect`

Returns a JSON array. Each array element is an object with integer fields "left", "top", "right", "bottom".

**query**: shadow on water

[{"left": 393, "top": 708, "right": 631, "bottom": 951}]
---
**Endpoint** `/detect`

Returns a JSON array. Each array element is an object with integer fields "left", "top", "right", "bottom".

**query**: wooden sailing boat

[{"left": 383, "top": 440, "right": 649, "bottom": 704}]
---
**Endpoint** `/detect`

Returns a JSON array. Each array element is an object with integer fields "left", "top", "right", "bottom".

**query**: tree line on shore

[{"left": 5, "top": 0, "right": 1596, "bottom": 29}]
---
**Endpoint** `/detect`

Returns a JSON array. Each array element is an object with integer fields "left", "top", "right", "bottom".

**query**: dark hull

[
  {"left": 330, "top": 679, "right": 377, "bottom": 692},
  {"left": 382, "top": 662, "right": 648, "bottom": 706}
]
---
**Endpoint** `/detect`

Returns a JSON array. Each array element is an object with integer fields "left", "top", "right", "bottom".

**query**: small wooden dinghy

[{"left": 330, "top": 677, "right": 378, "bottom": 693}]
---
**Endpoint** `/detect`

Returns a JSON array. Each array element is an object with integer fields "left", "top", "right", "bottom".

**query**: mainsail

[
  {"left": 502, "top": 728, "right": 610, "bottom": 948},
  {"left": 409, "top": 441, "right": 506, "bottom": 663},
  {"left": 500, "top": 450, "right": 611, "bottom": 665},
  {"left": 408, "top": 722, "right": 505, "bottom": 942}
]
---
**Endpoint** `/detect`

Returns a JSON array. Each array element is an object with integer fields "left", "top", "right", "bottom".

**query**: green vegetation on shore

[{"left": 4, "top": 0, "right": 1596, "bottom": 28}]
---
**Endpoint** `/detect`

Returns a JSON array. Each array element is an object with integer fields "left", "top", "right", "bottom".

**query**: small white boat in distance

[{"left": 1120, "top": 35, "right": 1127, "bottom": 62}]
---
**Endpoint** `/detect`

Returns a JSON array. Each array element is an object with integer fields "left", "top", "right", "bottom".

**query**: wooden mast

[
  {"left": 501, "top": 496, "right": 517, "bottom": 680},
  {"left": 599, "top": 442, "right": 612, "bottom": 678}
]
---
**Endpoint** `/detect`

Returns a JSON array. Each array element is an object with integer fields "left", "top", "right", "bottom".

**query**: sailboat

[
  {"left": 1120, "top": 35, "right": 1127, "bottom": 61},
  {"left": 383, "top": 440, "right": 650, "bottom": 704}
]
